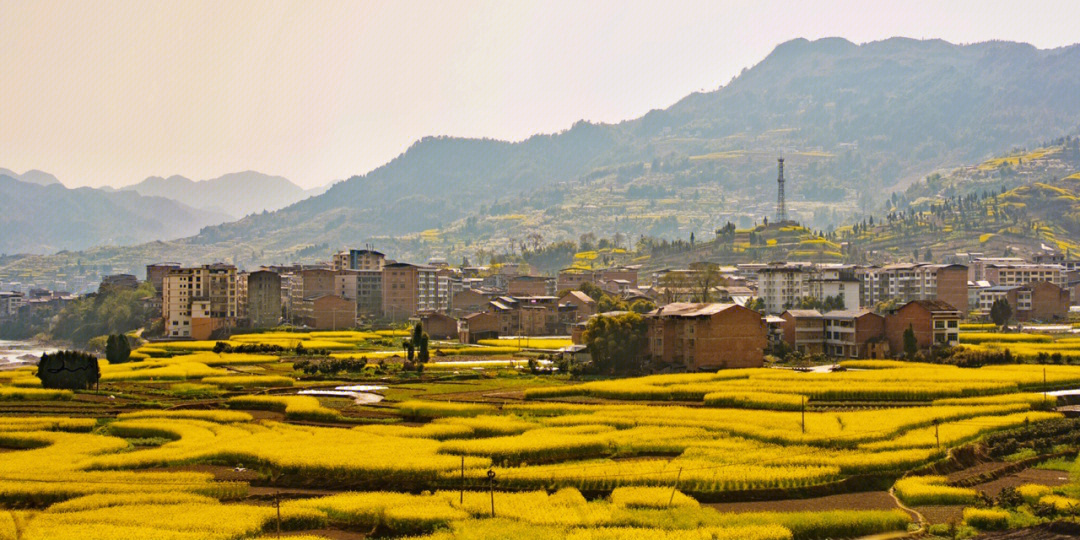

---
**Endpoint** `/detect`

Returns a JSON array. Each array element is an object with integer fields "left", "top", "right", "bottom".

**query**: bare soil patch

[
  {"left": 706, "top": 490, "right": 897, "bottom": 513},
  {"left": 972, "top": 468, "right": 1071, "bottom": 496},
  {"left": 918, "top": 504, "right": 966, "bottom": 525}
]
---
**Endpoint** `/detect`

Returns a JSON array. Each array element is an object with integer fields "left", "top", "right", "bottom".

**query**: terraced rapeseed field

[{"left": 3, "top": 356, "right": 1080, "bottom": 538}]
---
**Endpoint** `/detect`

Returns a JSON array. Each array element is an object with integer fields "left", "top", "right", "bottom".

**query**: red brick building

[
  {"left": 420, "top": 312, "right": 459, "bottom": 340},
  {"left": 458, "top": 312, "right": 500, "bottom": 344},
  {"left": 646, "top": 303, "right": 766, "bottom": 370},
  {"left": 298, "top": 294, "right": 356, "bottom": 330},
  {"left": 884, "top": 300, "right": 961, "bottom": 354}
]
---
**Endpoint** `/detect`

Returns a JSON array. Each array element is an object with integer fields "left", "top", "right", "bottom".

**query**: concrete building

[
  {"left": 508, "top": 275, "right": 554, "bottom": 297},
  {"left": 758, "top": 263, "right": 811, "bottom": 313},
  {"left": 982, "top": 263, "right": 1066, "bottom": 288},
  {"left": 246, "top": 271, "right": 282, "bottom": 328},
  {"left": 355, "top": 270, "right": 383, "bottom": 318},
  {"left": 296, "top": 294, "right": 356, "bottom": 330},
  {"left": 0, "top": 291, "right": 25, "bottom": 319},
  {"left": 780, "top": 309, "right": 825, "bottom": 355},
  {"left": 806, "top": 265, "right": 860, "bottom": 311},
  {"left": 382, "top": 262, "right": 437, "bottom": 320},
  {"left": 162, "top": 264, "right": 239, "bottom": 339},
  {"left": 288, "top": 269, "right": 336, "bottom": 323},
  {"left": 333, "top": 249, "right": 386, "bottom": 272},
  {"left": 145, "top": 263, "right": 181, "bottom": 295},
  {"left": 977, "top": 282, "right": 1069, "bottom": 322},
  {"left": 823, "top": 310, "right": 887, "bottom": 358},
  {"left": 646, "top": 303, "right": 767, "bottom": 370},
  {"left": 857, "top": 263, "right": 969, "bottom": 314},
  {"left": 884, "top": 300, "right": 961, "bottom": 353}
]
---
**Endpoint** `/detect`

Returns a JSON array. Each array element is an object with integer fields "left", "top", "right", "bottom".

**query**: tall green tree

[
  {"left": 990, "top": 298, "right": 1012, "bottom": 328},
  {"left": 582, "top": 312, "right": 647, "bottom": 374},
  {"left": 412, "top": 322, "right": 430, "bottom": 363},
  {"left": 903, "top": 324, "right": 918, "bottom": 359}
]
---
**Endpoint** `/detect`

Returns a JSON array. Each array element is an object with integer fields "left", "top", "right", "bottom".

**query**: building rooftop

[
  {"left": 782, "top": 309, "right": 823, "bottom": 318},
  {"left": 648, "top": 303, "right": 740, "bottom": 318}
]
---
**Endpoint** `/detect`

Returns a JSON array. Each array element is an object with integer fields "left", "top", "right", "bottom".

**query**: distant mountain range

[
  {"left": 183, "top": 37, "right": 1080, "bottom": 264},
  {"left": 7, "top": 37, "right": 1080, "bottom": 273},
  {"left": 0, "top": 175, "right": 231, "bottom": 254},
  {"left": 0, "top": 168, "right": 330, "bottom": 254},
  {"left": 0, "top": 168, "right": 62, "bottom": 187},
  {"left": 120, "top": 171, "right": 320, "bottom": 219}
]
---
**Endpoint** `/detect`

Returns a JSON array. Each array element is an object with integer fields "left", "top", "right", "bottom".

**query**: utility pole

[
  {"left": 801, "top": 396, "right": 806, "bottom": 434},
  {"left": 669, "top": 468, "right": 683, "bottom": 507},
  {"left": 933, "top": 419, "right": 940, "bottom": 450},
  {"left": 487, "top": 469, "right": 496, "bottom": 517},
  {"left": 274, "top": 491, "right": 281, "bottom": 538}
]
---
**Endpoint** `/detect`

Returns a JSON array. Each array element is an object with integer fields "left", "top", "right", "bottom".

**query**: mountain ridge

[{"left": 121, "top": 170, "right": 310, "bottom": 219}]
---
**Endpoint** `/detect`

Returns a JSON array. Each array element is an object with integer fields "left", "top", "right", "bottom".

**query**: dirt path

[{"left": 706, "top": 490, "right": 898, "bottom": 513}]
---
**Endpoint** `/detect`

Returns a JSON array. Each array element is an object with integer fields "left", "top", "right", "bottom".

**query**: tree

[
  {"left": 582, "top": 312, "right": 647, "bottom": 374},
  {"left": 628, "top": 299, "right": 657, "bottom": 314},
  {"left": 105, "top": 335, "right": 119, "bottom": 363},
  {"left": 690, "top": 262, "right": 722, "bottom": 303},
  {"left": 579, "top": 282, "right": 605, "bottom": 302},
  {"left": 990, "top": 298, "right": 1012, "bottom": 328},
  {"left": 117, "top": 335, "right": 131, "bottom": 363},
  {"left": 37, "top": 350, "right": 100, "bottom": 390},
  {"left": 105, "top": 334, "right": 131, "bottom": 364},
  {"left": 412, "top": 322, "right": 430, "bottom": 363},
  {"left": 903, "top": 324, "right": 918, "bottom": 360},
  {"left": 596, "top": 294, "right": 628, "bottom": 313}
]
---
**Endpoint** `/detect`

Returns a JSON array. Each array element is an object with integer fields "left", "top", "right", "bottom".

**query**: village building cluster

[{"left": 3, "top": 245, "right": 1079, "bottom": 372}]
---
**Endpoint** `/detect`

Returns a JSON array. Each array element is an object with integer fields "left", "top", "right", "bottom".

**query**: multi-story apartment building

[
  {"left": 857, "top": 263, "right": 968, "bottom": 313},
  {"left": 332, "top": 249, "right": 386, "bottom": 272},
  {"left": 806, "top": 265, "right": 860, "bottom": 311},
  {"left": 976, "top": 282, "right": 1069, "bottom": 322},
  {"left": 0, "top": 291, "right": 25, "bottom": 319},
  {"left": 982, "top": 263, "right": 1065, "bottom": 288},
  {"left": 162, "top": 264, "right": 238, "bottom": 339},
  {"left": 757, "top": 263, "right": 811, "bottom": 313},
  {"left": 381, "top": 262, "right": 437, "bottom": 320},
  {"left": 246, "top": 270, "right": 282, "bottom": 328},
  {"left": 287, "top": 269, "right": 336, "bottom": 323},
  {"left": 145, "top": 263, "right": 181, "bottom": 295}
]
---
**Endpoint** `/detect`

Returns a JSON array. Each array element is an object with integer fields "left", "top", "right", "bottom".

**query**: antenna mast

[{"left": 776, "top": 157, "right": 787, "bottom": 223}]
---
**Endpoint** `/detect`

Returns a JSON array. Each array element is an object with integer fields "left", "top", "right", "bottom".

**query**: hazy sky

[{"left": 2, "top": 0, "right": 1079, "bottom": 189}]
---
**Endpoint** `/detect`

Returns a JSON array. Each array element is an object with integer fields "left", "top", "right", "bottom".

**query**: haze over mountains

[
  {"left": 7, "top": 37, "right": 1080, "bottom": 270},
  {"left": 120, "top": 171, "right": 326, "bottom": 220},
  {"left": 0, "top": 175, "right": 231, "bottom": 254},
  {"left": 0, "top": 169, "right": 323, "bottom": 254}
]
